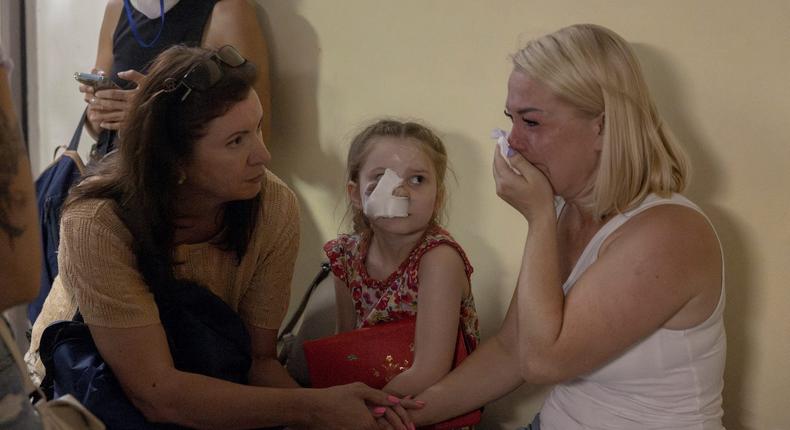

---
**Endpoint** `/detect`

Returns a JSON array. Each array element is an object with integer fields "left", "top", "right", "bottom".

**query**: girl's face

[
  {"left": 505, "top": 70, "right": 603, "bottom": 199},
  {"left": 349, "top": 137, "right": 439, "bottom": 236},
  {"left": 181, "top": 89, "right": 270, "bottom": 204}
]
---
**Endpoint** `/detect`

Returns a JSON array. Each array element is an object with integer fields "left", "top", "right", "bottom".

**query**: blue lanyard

[{"left": 122, "top": 0, "right": 165, "bottom": 48}]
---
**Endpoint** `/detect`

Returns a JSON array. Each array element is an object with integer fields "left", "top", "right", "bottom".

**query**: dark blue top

[{"left": 95, "top": 0, "right": 217, "bottom": 156}]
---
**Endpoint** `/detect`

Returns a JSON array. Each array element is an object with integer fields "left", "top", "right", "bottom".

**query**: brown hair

[
  {"left": 65, "top": 45, "right": 258, "bottom": 285},
  {"left": 345, "top": 119, "right": 449, "bottom": 235}
]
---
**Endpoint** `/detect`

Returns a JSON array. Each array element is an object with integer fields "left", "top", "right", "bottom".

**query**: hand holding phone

[{"left": 74, "top": 72, "right": 119, "bottom": 90}]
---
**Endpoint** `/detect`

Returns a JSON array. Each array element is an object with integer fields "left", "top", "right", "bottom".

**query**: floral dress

[{"left": 323, "top": 226, "right": 480, "bottom": 351}]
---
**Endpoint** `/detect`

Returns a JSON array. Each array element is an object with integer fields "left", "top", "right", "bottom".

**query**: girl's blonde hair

[
  {"left": 513, "top": 24, "right": 690, "bottom": 218},
  {"left": 346, "top": 119, "right": 448, "bottom": 234}
]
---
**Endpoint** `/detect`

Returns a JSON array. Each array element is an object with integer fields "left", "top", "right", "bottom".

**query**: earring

[{"left": 177, "top": 171, "right": 187, "bottom": 185}]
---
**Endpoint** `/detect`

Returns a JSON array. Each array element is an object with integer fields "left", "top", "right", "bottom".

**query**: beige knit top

[{"left": 26, "top": 170, "right": 300, "bottom": 383}]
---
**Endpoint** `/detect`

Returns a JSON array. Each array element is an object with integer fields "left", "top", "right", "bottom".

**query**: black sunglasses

[{"left": 167, "top": 45, "right": 247, "bottom": 101}]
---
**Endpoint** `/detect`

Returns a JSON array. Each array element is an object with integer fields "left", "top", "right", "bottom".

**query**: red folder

[{"left": 303, "top": 317, "right": 482, "bottom": 429}]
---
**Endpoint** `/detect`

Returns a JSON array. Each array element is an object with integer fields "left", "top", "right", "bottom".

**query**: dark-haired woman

[{"left": 27, "top": 45, "right": 417, "bottom": 430}]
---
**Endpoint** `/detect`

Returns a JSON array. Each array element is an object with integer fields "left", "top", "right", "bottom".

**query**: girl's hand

[
  {"left": 86, "top": 69, "right": 145, "bottom": 131},
  {"left": 492, "top": 147, "right": 554, "bottom": 222},
  {"left": 304, "top": 383, "right": 420, "bottom": 430},
  {"left": 372, "top": 395, "right": 422, "bottom": 430}
]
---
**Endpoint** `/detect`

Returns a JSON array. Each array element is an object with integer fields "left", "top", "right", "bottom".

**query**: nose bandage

[
  {"left": 491, "top": 128, "right": 521, "bottom": 175},
  {"left": 363, "top": 168, "right": 409, "bottom": 219}
]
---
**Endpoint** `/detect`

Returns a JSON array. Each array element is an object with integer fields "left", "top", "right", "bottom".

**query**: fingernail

[
  {"left": 372, "top": 406, "right": 386, "bottom": 415},
  {"left": 415, "top": 400, "right": 426, "bottom": 406},
  {"left": 387, "top": 395, "right": 401, "bottom": 404}
]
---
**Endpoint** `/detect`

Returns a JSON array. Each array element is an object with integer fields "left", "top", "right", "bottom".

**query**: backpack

[
  {"left": 29, "top": 111, "right": 87, "bottom": 323},
  {"left": 39, "top": 278, "right": 252, "bottom": 429}
]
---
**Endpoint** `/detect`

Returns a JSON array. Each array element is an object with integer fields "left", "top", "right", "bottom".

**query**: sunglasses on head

[{"left": 165, "top": 45, "right": 247, "bottom": 101}]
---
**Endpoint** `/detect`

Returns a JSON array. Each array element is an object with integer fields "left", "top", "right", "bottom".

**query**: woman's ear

[
  {"left": 593, "top": 112, "right": 605, "bottom": 151},
  {"left": 347, "top": 181, "right": 362, "bottom": 210}
]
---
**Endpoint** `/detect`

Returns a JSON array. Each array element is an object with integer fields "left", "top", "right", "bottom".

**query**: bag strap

[
  {"left": 277, "top": 262, "right": 331, "bottom": 343},
  {"left": 0, "top": 317, "right": 48, "bottom": 401},
  {"left": 67, "top": 109, "right": 88, "bottom": 152}
]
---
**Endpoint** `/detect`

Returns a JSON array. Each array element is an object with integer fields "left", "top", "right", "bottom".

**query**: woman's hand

[
  {"left": 372, "top": 394, "right": 422, "bottom": 430},
  {"left": 303, "top": 383, "right": 422, "bottom": 430},
  {"left": 492, "top": 147, "right": 555, "bottom": 222},
  {"left": 84, "top": 69, "right": 145, "bottom": 132}
]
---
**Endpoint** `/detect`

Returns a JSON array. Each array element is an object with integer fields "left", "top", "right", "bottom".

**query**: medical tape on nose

[
  {"left": 491, "top": 128, "right": 521, "bottom": 175},
  {"left": 363, "top": 168, "right": 409, "bottom": 219}
]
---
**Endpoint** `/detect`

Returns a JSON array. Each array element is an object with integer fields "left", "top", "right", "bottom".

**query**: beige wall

[{"left": 29, "top": 1, "right": 789, "bottom": 429}]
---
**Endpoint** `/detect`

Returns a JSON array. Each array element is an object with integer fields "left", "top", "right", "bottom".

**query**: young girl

[{"left": 324, "top": 119, "right": 480, "bottom": 397}]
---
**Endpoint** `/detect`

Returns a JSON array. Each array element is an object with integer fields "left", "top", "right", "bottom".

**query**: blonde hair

[
  {"left": 345, "top": 119, "right": 448, "bottom": 234},
  {"left": 512, "top": 24, "right": 690, "bottom": 218}
]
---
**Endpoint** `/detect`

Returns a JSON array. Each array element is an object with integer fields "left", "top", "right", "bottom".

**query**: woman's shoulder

[
  {"left": 602, "top": 194, "right": 720, "bottom": 264},
  {"left": 619, "top": 194, "right": 714, "bottom": 238},
  {"left": 62, "top": 197, "right": 132, "bottom": 241},
  {"left": 63, "top": 197, "right": 120, "bottom": 225}
]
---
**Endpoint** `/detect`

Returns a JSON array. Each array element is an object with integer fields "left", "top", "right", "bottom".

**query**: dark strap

[
  {"left": 277, "top": 262, "right": 331, "bottom": 343},
  {"left": 67, "top": 109, "right": 88, "bottom": 152}
]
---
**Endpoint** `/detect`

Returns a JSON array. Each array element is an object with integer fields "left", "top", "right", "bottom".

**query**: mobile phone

[{"left": 73, "top": 72, "right": 119, "bottom": 90}]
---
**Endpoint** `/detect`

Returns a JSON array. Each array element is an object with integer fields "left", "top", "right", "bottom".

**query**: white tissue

[
  {"left": 363, "top": 168, "right": 410, "bottom": 219},
  {"left": 491, "top": 128, "right": 521, "bottom": 175}
]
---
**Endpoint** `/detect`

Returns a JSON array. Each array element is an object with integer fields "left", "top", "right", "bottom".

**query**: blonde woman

[{"left": 412, "top": 24, "right": 725, "bottom": 430}]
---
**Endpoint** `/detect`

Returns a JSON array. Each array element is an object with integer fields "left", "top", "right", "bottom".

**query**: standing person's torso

[
  {"left": 111, "top": 0, "right": 217, "bottom": 80},
  {"left": 540, "top": 193, "right": 726, "bottom": 430},
  {"left": 96, "top": 0, "right": 218, "bottom": 155}
]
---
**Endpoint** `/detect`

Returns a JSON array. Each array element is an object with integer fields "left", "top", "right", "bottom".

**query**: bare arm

[
  {"left": 0, "top": 67, "right": 41, "bottom": 311},
  {"left": 246, "top": 325, "right": 299, "bottom": 388},
  {"left": 495, "top": 151, "right": 722, "bottom": 384},
  {"left": 89, "top": 322, "right": 403, "bottom": 429},
  {"left": 333, "top": 276, "right": 356, "bottom": 333},
  {"left": 203, "top": 0, "right": 272, "bottom": 142},
  {"left": 411, "top": 293, "right": 525, "bottom": 425},
  {"left": 383, "top": 245, "right": 468, "bottom": 397},
  {"left": 81, "top": 0, "right": 122, "bottom": 139}
]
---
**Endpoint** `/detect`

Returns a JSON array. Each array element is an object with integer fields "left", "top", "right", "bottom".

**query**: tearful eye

[{"left": 409, "top": 175, "right": 425, "bottom": 185}]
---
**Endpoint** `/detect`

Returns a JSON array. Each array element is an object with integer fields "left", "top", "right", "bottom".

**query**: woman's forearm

[
  {"left": 135, "top": 368, "right": 309, "bottom": 429},
  {"left": 411, "top": 336, "right": 524, "bottom": 425},
  {"left": 248, "top": 356, "right": 299, "bottom": 388},
  {"left": 515, "top": 213, "right": 563, "bottom": 377}
]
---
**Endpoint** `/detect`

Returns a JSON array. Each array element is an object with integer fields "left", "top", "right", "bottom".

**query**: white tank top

[{"left": 540, "top": 194, "right": 726, "bottom": 430}]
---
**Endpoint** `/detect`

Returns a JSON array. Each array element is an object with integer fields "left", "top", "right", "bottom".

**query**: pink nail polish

[
  {"left": 373, "top": 406, "right": 386, "bottom": 415},
  {"left": 415, "top": 400, "right": 426, "bottom": 406},
  {"left": 387, "top": 395, "right": 401, "bottom": 404}
]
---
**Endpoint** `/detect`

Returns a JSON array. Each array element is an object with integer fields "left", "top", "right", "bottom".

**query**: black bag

[
  {"left": 30, "top": 111, "right": 87, "bottom": 323},
  {"left": 39, "top": 279, "right": 252, "bottom": 430}
]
